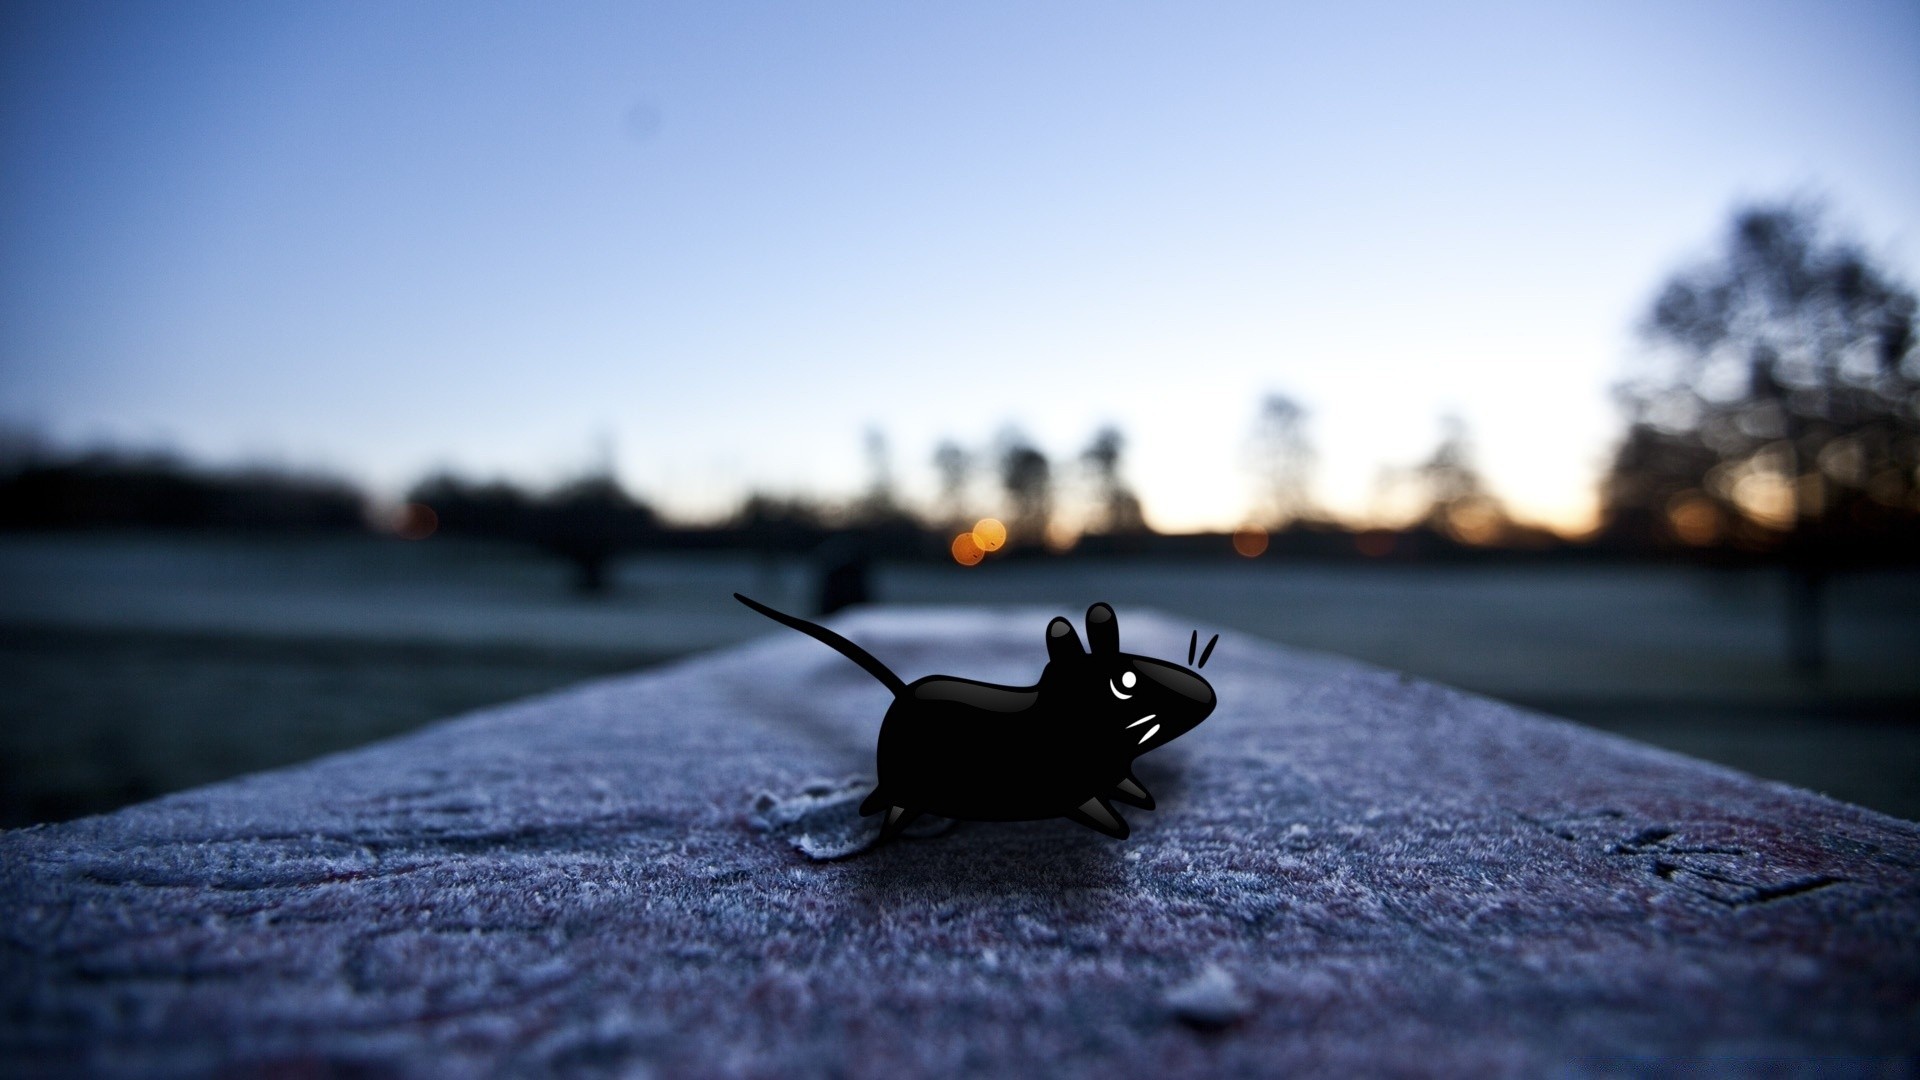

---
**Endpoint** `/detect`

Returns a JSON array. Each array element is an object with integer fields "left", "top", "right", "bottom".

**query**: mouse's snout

[{"left": 1147, "top": 662, "right": 1215, "bottom": 716}]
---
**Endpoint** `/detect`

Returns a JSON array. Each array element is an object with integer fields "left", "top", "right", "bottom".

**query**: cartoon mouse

[{"left": 734, "top": 594, "right": 1218, "bottom": 842}]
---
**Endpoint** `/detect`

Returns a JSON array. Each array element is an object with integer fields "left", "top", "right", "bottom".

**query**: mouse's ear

[
  {"left": 1046, "top": 617, "right": 1085, "bottom": 663},
  {"left": 1085, "top": 603, "right": 1119, "bottom": 654}
]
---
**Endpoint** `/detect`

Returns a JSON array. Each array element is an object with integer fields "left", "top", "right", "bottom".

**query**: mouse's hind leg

[
  {"left": 863, "top": 786, "right": 927, "bottom": 844},
  {"left": 876, "top": 804, "right": 924, "bottom": 841},
  {"left": 1064, "top": 798, "right": 1130, "bottom": 840}
]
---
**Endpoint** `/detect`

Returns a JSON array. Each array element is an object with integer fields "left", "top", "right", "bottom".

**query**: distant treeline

[
  {"left": 0, "top": 450, "right": 364, "bottom": 532},
  {"left": 3, "top": 202, "right": 1914, "bottom": 580},
  {"left": 0, "top": 425, "right": 1555, "bottom": 567},
  {"left": 3, "top": 441, "right": 1906, "bottom": 569},
  {"left": 0, "top": 443, "right": 1547, "bottom": 553}
]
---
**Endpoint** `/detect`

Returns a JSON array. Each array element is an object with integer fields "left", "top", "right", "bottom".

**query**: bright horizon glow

[{"left": 3, "top": 2, "right": 1916, "bottom": 538}]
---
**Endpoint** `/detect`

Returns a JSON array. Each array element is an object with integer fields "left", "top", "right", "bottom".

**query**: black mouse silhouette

[{"left": 735, "top": 593, "right": 1218, "bottom": 842}]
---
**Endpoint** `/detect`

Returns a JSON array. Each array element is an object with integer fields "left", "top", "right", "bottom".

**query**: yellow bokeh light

[
  {"left": 971, "top": 517, "right": 1007, "bottom": 552},
  {"left": 951, "top": 532, "right": 985, "bottom": 566},
  {"left": 1443, "top": 503, "right": 1506, "bottom": 546},
  {"left": 1732, "top": 470, "right": 1795, "bottom": 530},
  {"left": 1231, "top": 524, "right": 1268, "bottom": 558}
]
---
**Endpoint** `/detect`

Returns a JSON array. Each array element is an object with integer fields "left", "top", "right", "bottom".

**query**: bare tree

[
  {"left": 1414, "top": 414, "right": 1507, "bottom": 545},
  {"left": 851, "top": 427, "right": 904, "bottom": 524},
  {"left": 931, "top": 439, "right": 973, "bottom": 529},
  {"left": 536, "top": 471, "right": 657, "bottom": 595},
  {"left": 1601, "top": 200, "right": 1920, "bottom": 670},
  {"left": 1607, "top": 201, "right": 1918, "bottom": 549},
  {"left": 1247, "top": 393, "right": 1317, "bottom": 528},
  {"left": 1080, "top": 425, "right": 1146, "bottom": 535},
  {"left": 996, "top": 428, "right": 1053, "bottom": 551}
]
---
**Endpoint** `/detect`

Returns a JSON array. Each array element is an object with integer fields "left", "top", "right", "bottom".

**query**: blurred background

[{"left": 3, "top": 1, "right": 1917, "bottom": 827}]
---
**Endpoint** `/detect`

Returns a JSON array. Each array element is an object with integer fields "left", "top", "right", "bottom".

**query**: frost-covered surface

[{"left": 2, "top": 608, "right": 1916, "bottom": 1077}]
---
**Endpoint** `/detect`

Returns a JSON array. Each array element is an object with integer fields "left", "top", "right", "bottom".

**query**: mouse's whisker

[
  {"left": 1187, "top": 630, "right": 1197, "bottom": 666},
  {"left": 1127, "top": 713, "right": 1157, "bottom": 729},
  {"left": 1197, "top": 634, "right": 1219, "bottom": 668}
]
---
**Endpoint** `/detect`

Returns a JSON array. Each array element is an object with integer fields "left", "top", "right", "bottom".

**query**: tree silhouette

[
  {"left": 1413, "top": 414, "right": 1508, "bottom": 545},
  {"left": 535, "top": 472, "right": 657, "bottom": 595},
  {"left": 1247, "top": 393, "right": 1316, "bottom": 528},
  {"left": 1605, "top": 202, "right": 1918, "bottom": 550},
  {"left": 1601, "top": 200, "right": 1920, "bottom": 669},
  {"left": 406, "top": 472, "right": 534, "bottom": 539},
  {"left": 931, "top": 439, "right": 973, "bottom": 530},
  {"left": 996, "top": 429, "right": 1053, "bottom": 551},
  {"left": 1079, "top": 425, "right": 1146, "bottom": 536},
  {"left": 406, "top": 469, "right": 656, "bottom": 595},
  {"left": 851, "top": 427, "right": 907, "bottom": 526}
]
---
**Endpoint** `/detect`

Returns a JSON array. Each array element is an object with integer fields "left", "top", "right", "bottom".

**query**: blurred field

[{"left": 2, "top": 532, "right": 1916, "bottom": 827}]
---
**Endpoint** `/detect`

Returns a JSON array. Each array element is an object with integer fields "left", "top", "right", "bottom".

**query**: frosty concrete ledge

[{"left": 2, "top": 607, "right": 1916, "bottom": 1077}]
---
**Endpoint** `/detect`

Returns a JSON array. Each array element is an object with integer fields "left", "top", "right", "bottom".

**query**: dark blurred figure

[{"left": 814, "top": 534, "right": 872, "bottom": 615}]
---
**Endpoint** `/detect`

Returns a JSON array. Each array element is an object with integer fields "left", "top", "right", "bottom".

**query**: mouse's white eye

[
  {"left": 1121, "top": 671, "right": 1137, "bottom": 689},
  {"left": 1109, "top": 673, "right": 1135, "bottom": 700}
]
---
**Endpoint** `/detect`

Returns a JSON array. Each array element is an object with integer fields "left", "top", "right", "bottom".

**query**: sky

[{"left": 2, "top": 1, "right": 1917, "bottom": 534}]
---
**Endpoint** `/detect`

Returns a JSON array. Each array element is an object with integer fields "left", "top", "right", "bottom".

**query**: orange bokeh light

[
  {"left": 1355, "top": 530, "right": 1394, "bottom": 557},
  {"left": 1231, "top": 524, "right": 1268, "bottom": 558},
  {"left": 951, "top": 531, "right": 985, "bottom": 566},
  {"left": 971, "top": 517, "right": 1007, "bottom": 552},
  {"left": 1666, "top": 492, "right": 1724, "bottom": 546},
  {"left": 395, "top": 502, "right": 438, "bottom": 541}
]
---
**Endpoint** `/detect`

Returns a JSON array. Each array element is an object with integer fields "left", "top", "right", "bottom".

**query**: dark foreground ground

[
  {"left": 4, "top": 608, "right": 1915, "bottom": 1075},
  {"left": 1, "top": 532, "right": 1916, "bottom": 827}
]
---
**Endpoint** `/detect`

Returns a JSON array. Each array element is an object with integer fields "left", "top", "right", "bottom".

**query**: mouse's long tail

[{"left": 733, "top": 593, "right": 906, "bottom": 696}]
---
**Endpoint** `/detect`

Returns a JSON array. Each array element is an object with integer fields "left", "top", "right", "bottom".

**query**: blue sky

[{"left": 3, "top": 1, "right": 1917, "bottom": 533}]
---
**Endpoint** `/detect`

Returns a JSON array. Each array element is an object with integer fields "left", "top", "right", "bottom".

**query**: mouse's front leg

[
  {"left": 1065, "top": 797, "right": 1130, "bottom": 839},
  {"left": 1110, "top": 774, "right": 1154, "bottom": 810}
]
